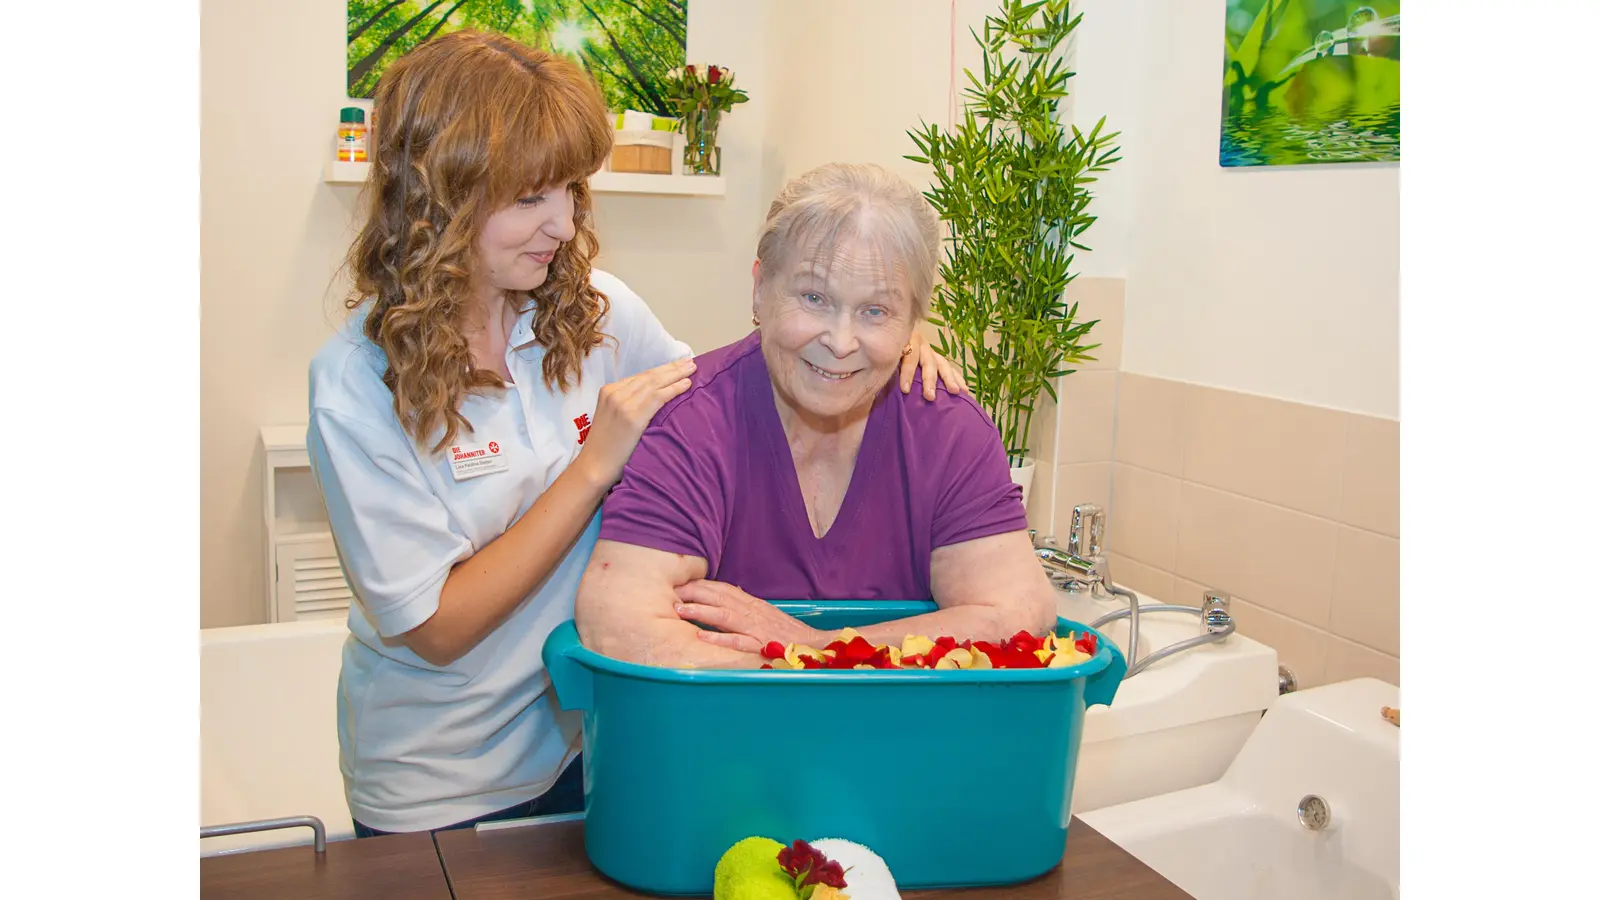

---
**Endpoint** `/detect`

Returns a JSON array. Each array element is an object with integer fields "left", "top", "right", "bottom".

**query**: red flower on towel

[{"left": 778, "top": 839, "right": 848, "bottom": 897}]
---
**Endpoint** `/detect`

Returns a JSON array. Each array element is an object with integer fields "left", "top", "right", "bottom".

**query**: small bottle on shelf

[{"left": 336, "top": 107, "right": 368, "bottom": 163}]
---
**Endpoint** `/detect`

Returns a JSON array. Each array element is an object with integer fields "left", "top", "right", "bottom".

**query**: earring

[{"left": 751, "top": 315, "right": 760, "bottom": 327}]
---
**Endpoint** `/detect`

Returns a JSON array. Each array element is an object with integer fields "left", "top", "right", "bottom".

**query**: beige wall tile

[
  {"left": 1057, "top": 370, "right": 1119, "bottom": 464},
  {"left": 1341, "top": 414, "right": 1400, "bottom": 537},
  {"left": 1326, "top": 636, "right": 1400, "bottom": 687},
  {"left": 1171, "top": 576, "right": 1213, "bottom": 608},
  {"left": 1230, "top": 598, "right": 1329, "bottom": 689},
  {"left": 1107, "top": 554, "right": 1174, "bottom": 601},
  {"left": 1176, "top": 483, "right": 1337, "bottom": 628},
  {"left": 1051, "top": 461, "right": 1113, "bottom": 543},
  {"left": 1113, "top": 374, "right": 1184, "bottom": 477},
  {"left": 1108, "top": 464, "right": 1181, "bottom": 569},
  {"left": 1329, "top": 527, "right": 1400, "bottom": 656},
  {"left": 1067, "top": 277, "right": 1123, "bottom": 372},
  {"left": 1026, "top": 383, "right": 1060, "bottom": 467},
  {"left": 1025, "top": 461, "right": 1056, "bottom": 531},
  {"left": 1173, "top": 482, "right": 1247, "bottom": 606},
  {"left": 1182, "top": 384, "right": 1348, "bottom": 520}
]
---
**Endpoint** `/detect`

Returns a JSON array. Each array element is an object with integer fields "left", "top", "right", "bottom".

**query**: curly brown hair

[{"left": 345, "top": 30, "right": 615, "bottom": 453}]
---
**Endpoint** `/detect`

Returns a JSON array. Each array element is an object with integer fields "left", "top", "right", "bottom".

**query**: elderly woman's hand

[
  {"left": 899, "top": 330, "right": 968, "bottom": 401},
  {"left": 673, "top": 580, "right": 826, "bottom": 652}
]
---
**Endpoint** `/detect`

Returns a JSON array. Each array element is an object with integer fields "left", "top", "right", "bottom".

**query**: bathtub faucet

[{"left": 1030, "top": 504, "right": 1108, "bottom": 595}]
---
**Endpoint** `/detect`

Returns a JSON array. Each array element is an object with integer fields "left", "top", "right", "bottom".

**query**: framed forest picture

[{"left": 347, "top": 0, "right": 688, "bottom": 117}]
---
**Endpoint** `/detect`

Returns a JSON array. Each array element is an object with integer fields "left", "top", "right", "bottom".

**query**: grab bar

[{"left": 201, "top": 815, "right": 326, "bottom": 853}]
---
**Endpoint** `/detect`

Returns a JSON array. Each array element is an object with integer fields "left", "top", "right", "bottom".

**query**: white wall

[
  {"left": 200, "top": 0, "right": 773, "bottom": 627},
  {"left": 201, "top": 0, "right": 357, "bottom": 628},
  {"left": 763, "top": 0, "right": 980, "bottom": 202},
  {"left": 1082, "top": 0, "right": 1400, "bottom": 418}
]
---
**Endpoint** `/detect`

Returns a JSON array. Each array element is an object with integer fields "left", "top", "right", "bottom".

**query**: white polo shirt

[{"left": 306, "top": 269, "right": 691, "bottom": 833}]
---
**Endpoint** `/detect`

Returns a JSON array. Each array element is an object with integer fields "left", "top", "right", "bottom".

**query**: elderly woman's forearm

[
  {"left": 843, "top": 595, "right": 1056, "bottom": 647},
  {"left": 575, "top": 546, "right": 764, "bottom": 668},
  {"left": 582, "top": 614, "right": 761, "bottom": 668}
]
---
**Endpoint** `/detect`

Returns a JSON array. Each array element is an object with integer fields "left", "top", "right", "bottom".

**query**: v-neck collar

[{"left": 747, "top": 342, "right": 888, "bottom": 553}]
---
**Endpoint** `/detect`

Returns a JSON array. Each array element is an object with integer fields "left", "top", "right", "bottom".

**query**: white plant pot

[{"left": 1010, "top": 459, "right": 1036, "bottom": 509}]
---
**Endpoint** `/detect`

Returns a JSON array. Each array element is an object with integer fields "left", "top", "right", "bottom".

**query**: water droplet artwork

[{"left": 1221, "top": 1, "right": 1400, "bottom": 167}]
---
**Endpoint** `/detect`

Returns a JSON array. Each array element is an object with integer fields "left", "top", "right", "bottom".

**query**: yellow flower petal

[
  {"left": 888, "top": 646, "right": 903, "bottom": 666},
  {"left": 787, "top": 644, "right": 824, "bottom": 667},
  {"left": 1034, "top": 648, "right": 1053, "bottom": 664},
  {"left": 901, "top": 635, "right": 936, "bottom": 657},
  {"left": 934, "top": 656, "right": 959, "bottom": 670},
  {"left": 945, "top": 647, "right": 974, "bottom": 668},
  {"left": 969, "top": 648, "right": 993, "bottom": 669},
  {"left": 837, "top": 627, "right": 863, "bottom": 643},
  {"left": 768, "top": 657, "right": 795, "bottom": 670}
]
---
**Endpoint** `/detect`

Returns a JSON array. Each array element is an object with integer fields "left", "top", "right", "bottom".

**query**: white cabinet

[{"left": 261, "top": 426, "right": 352, "bottom": 622}]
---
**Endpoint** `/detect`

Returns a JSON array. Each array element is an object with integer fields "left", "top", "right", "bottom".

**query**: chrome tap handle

[{"left": 1068, "top": 504, "right": 1105, "bottom": 559}]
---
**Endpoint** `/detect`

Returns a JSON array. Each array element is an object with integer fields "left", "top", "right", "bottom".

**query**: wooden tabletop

[
  {"left": 200, "top": 831, "right": 453, "bottom": 900},
  {"left": 434, "top": 817, "right": 1193, "bottom": 900}
]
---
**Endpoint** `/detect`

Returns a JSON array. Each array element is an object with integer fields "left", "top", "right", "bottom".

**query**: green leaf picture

[
  {"left": 346, "top": 0, "right": 687, "bottom": 116},
  {"left": 1221, "top": 1, "right": 1399, "bottom": 167}
]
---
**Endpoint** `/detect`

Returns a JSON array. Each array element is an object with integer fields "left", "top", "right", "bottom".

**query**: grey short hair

[{"left": 755, "top": 163, "right": 940, "bottom": 319}]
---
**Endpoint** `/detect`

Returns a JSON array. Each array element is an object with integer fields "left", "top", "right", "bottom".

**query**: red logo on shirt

[
  {"left": 487, "top": 442, "right": 499, "bottom": 454},
  {"left": 574, "top": 414, "right": 592, "bottom": 445}
]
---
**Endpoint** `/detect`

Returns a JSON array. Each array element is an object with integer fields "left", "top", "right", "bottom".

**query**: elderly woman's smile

[{"left": 758, "top": 237, "right": 916, "bottom": 425}]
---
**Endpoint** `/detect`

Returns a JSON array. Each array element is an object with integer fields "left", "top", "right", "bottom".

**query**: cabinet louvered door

[{"left": 273, "top": 533, "right": 352, "bottom": 622}]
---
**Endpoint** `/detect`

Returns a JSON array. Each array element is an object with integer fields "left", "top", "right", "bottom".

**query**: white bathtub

[
  {"left": 1080, "top": 677, "right": 1401, "bottom": 899},
  {"left": 199, "top": 618, "right": 354, "bottom": 856},
  {"left": 1062, "top": 586, "right": 1281, "bottom": 814},
  {"left": 198, "top": 584, "right": 1281, "bottom": 853}
]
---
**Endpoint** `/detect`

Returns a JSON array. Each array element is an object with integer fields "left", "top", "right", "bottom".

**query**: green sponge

[{"left": 714, "top": 837, "right": 795, "bottom": 900}]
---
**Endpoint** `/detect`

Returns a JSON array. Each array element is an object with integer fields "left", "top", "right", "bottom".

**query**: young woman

[{"left": 306, "top": 31, "right": 964, "bottom": 836}]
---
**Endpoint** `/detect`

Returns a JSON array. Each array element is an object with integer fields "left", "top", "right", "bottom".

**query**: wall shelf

[{"left": 322, "top": 160, "right": 726, "bottom": 197}]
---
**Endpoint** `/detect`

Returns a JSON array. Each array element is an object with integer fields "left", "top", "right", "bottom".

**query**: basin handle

[
  {"left": 1082, "top": 622, "right": 1128, "bottom": 708},
  {"left": 542, "top": 621, "right": 595, "bottom": 711}
]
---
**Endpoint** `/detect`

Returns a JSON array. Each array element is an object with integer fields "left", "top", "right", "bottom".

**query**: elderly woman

[{"left": 575, "top": 163, "right": 1056, "bottom": 666}]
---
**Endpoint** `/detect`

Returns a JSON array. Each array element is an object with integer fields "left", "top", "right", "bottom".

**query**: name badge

[{"left": 449, "top": 440, "right": 509, "bottom": 481}]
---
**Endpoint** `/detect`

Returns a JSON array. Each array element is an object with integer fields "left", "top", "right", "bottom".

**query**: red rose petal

[
  {"left": 1008, "top": 630, "right": 1040, "bottom": 653},
  {"left": 836, "top": 636, "right": 878, "bottom": 664},
  {"left": 761, "top": 641, "right": 786, "bottom": 659},
  {"left": 935, "top": 636, "right": 958, "bottom": 650}
]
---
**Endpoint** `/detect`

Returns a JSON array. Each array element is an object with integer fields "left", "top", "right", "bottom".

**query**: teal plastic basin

[{"left": 542, "top": 600, "right": 1126, "bottom": 895}]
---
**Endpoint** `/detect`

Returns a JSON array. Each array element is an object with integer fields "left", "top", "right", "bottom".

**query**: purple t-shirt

[{"left": 597, "top": 331, "right": 1029, "bottom": 601}]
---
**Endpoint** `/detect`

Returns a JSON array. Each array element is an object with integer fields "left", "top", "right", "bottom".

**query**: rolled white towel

[{"left": 808, "top": 839, "right": 901, "bottom": 900}]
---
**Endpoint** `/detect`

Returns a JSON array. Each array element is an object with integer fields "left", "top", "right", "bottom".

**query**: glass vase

[{"left": 681, "top": 107, "right": 722, "bottom": 176}]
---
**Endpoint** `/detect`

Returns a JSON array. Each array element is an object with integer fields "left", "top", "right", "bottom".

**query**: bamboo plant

[{"left": 906, "top": 0, "right": 1121, "bottom": 465}]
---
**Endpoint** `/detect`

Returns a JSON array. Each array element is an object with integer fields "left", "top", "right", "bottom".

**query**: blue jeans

[{"left": 352, "top": 754, "right": 585, "bottom": 838}]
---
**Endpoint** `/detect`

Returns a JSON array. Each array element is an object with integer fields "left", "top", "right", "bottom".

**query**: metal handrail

[{"left": 201, "top": 815, "right": 327, "bottom": 853}]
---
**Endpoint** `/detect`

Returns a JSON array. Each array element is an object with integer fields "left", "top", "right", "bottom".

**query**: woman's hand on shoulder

[
  {"left": 899, "top": 330, "right": 968, "bottom": 401},
  {"left": 572, "top": 356, "right": 695, "bottom": 487}
]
